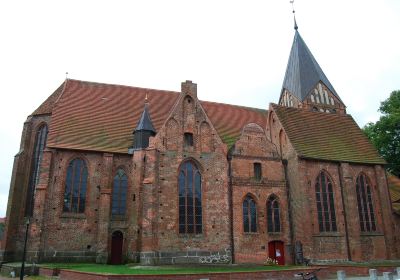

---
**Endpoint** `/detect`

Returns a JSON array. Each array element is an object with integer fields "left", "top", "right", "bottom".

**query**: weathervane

[
  {"left": 290, "top": 0, "right": 298, "bottom": 30},
  {"left": 65, "top": 72, "right": 69, "bottom": 79}
]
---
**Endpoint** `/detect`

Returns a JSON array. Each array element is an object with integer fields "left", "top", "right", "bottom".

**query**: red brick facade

[
  {"left": 2, "top": 28, "right": 400, "bottom": 265},
  {"left": 1, "top": 79, "right": 399, "bottom": 266}
]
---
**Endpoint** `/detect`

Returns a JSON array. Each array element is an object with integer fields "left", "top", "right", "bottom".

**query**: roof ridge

[
  {"left": 201, "top": 100, "right": 268, "bottom": 113},
  {"left": 272, "top": 103, "right": 352, "bottom": 119},
  {"left": 67, "top": 78, "right": 181, "bottom": 94},
  {"left": 68, "top": 78, "right": 269, "bottom": 113}
]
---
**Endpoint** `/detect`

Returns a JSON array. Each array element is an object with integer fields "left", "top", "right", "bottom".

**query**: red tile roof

[
  {"left": 202, "top": 101, "right": 268, "bottom": 148},
  {"left": 32, "top": 82, "right": 65, "bottom": 115},
  {"left": 272, "top": 104, "right": 386, "bottom": 165},
  {"left": 45, "top": 79, "right": 268, "bottom": 153}
]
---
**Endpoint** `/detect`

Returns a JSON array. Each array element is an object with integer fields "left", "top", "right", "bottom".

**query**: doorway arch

[{"left": 110, "top": 230, "right": 123, "bottom": 264}]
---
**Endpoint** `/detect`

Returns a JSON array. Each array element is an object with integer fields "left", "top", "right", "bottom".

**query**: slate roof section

[
  {"left": 46, "top": 79, "right": 268, "bottom": 153},
  {"left": 135, "top": 103, "right": 156, "bottom": 133},
  {"left": 31, "top": 82, "right": 65, "bottom": 115},
  {"left": 281, "top": 31, "right": 341, "bottom": 103},
  {"left": 272, "top": 104, "right": 385, "bottom": 164}
]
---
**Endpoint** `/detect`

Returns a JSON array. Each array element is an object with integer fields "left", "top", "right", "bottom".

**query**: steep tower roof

[
  {"left": 281, "top": 31, "right": 341, "bottom": 103},
  {"left": 135, "top": 102, "right": 156, "bottom": 133}
]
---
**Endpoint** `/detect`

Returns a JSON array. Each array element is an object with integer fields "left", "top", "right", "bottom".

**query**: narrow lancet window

[
  {"left": 179, "top": 161, "right": 202, "bottom": 234},
  {"left": 25, "top": 124, "right": 48, "bottom": 216},
  {"left": 243, "top": 195, "right": 257, "bottom": 233},
  {"left": 63, "top": 158, "right": 88, "bottom": 213},
  {"left": 315, "top": 171, "right": 337, "bottom": 232},
  {"left": 267, "top": 195, "right": 281, "bottom": 233},
  {"left": 112, "top": 169, "right": 128, "bottom": 217},
  {"left": 356, "top": 173, "right": 376, "bottom": 232}
]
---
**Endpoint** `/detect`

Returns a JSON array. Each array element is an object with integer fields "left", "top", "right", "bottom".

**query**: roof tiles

[
  {"left": 45, "top": 79, "right": 268, "bottom": 153},
  {"left": 273, "top": 104, "right": 385, "bottom": 164}
]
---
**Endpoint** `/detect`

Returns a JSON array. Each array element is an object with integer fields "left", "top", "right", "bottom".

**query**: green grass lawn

[{"left": 39, "top": 263, "right": 301, "bottom": 275}]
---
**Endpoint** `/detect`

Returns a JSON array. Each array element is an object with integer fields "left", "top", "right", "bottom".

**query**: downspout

[
  {"left": 227, "top": 153, "right": 235, "bottom": 264},
  {"left": 338, "top": 164, "right": 351, "bottom": 261},
  {"left": 282, "top": 159, "right": 295, "bottom": 264}
]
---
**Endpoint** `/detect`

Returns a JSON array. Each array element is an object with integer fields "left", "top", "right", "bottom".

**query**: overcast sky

[{"left": 0, "top": 0, "right": 399, "bottom": 217}]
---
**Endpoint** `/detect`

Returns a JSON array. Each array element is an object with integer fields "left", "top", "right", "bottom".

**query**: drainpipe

[
  {"left": 338, "top": 164, "right": 352, "bottom": 261},
  {"left": 227, "top": 154, "right": 235, "bottom": 264},
  {"left": 282, "top": 159, "right": 295, "bottom": 264}
]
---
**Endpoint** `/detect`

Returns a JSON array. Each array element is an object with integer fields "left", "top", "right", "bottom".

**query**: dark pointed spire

[
  {"left": 135, "top": 101, "right": 156, "bottom": 133},
  {"left": 281, "top": 31, "right": 342, "bottom": 103},
  {"left": 130, "top": 97, "right": 156, "bottom": 151}
]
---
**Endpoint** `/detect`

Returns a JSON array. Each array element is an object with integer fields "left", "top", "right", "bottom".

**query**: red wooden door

[
  {"left": 268, "top": 241, "right": 285, "bottom": 265},
  {"left": 110, "top": 231, "right": 123, "bottom": 264}
]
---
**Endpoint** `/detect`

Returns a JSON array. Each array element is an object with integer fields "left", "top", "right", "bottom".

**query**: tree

[{"left": 363, "top": 90, "right": 400, "bottom": 177}]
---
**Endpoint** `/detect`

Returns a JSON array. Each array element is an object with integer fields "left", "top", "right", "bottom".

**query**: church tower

[{"left": 279, "top": 27, "right": 346, "bottom": 114}]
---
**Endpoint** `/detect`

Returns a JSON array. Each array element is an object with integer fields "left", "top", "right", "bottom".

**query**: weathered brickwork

[
  {"left": 266, "top": 104, "right": 399, "bottom": 262},
  {"left": 2, "top": 75, "right": 399, "bottom": 266}
]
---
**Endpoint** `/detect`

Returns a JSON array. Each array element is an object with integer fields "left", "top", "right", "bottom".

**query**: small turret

[{"left": 129, "top": 97, "right": 156, "bottom": 152}]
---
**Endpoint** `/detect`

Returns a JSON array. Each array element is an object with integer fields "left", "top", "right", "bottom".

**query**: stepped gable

[
  {"left": 272, "top": 104, "right": 385, "bottom": 164},
  {"left": 46, "top": 79, "right": 268, "bottom": 153},
  {"left": 31, "top": 82, "right": 65, "bottom": 116}
]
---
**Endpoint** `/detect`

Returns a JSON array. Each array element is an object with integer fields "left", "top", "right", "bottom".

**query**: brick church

[{"left": 1, "top": 28, "right": 399, "bottom": 265}]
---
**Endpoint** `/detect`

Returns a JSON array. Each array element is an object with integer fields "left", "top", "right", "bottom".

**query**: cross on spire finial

[{"left": 290, "top": 0, "right": 298, "bottom": 30}]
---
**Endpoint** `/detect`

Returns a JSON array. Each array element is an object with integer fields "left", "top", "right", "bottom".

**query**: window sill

[
  {"left": 267, "top": 232, "right": 282, "bottom": 235},
  {"left": 178, "top": 234, "right": 204, "bottom": 239},
  {"left": 111, "top": 215, "right": 126, "bottom": 221},
  {"left": 312, "top": 232, "right": 343, "bottom": 237},
  {"left": 360, "top": 232, "right": 384, "bottom": 237},
  {"left": 244, "top": 232, "right": 259, "bottom": 235},
  {"left": 60, "top": 212, "right": 86, "bottom": 219}
]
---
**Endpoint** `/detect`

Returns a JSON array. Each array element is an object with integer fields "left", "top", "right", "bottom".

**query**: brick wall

[
  {"left": 267, "top": 104, "right": 399, "bottom": 262},
  {"left": 230, "top": 123, "right": 290, "bottom": 264}
]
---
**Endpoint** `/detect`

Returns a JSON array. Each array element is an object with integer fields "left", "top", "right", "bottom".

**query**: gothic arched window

[
  {"left": 356, "top": 173, "right": 376, "bottom": 232},
  {"left": 178, "top": 161, "right": 202, "bottom": 234},
  {"left": 63, "top": 158, "right": 88, "bottom": 213},
  {"left": 315, "top": 171, "right": 337, "bottom": 232},
  {"left": 25, "top": 124, "right": 48, "bottom": 216},
  {"left": 243, "top": 195, "right": 257, "bottom": 233},
  {"left": 267, "top": 195, "right": 281, "bottom": 232},
  {"left": 112, "top": 169, "right": 128, "bottom": 217}
]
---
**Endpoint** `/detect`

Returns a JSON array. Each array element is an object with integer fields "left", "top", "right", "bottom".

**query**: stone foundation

[{"left": 140, "top": 249, "right": 232, "bottom": 265}]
